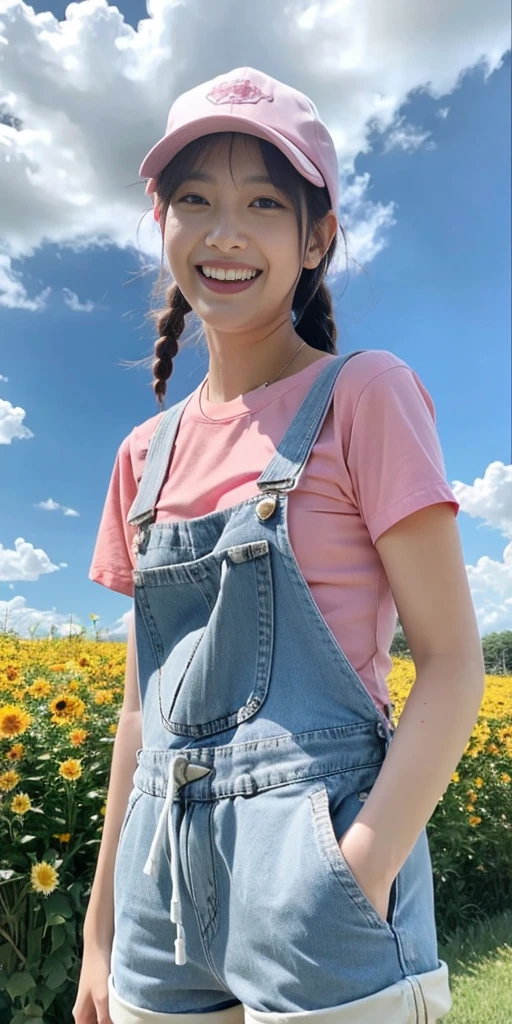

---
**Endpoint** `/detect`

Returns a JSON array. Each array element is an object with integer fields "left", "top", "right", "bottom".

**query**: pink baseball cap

[{"left": 139, "top": 67, "right": 339, "bottom": 214}]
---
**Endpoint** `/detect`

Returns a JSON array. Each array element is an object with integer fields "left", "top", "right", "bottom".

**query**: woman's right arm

[{"left": 82, "top": 610, "right": 142, "bottom": 951}]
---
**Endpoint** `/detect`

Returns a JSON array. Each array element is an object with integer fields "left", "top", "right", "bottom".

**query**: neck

[{"left": 203, "top": 320, "right": 321, "bottom": 403}]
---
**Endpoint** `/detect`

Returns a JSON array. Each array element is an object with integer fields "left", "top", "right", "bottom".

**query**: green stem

[{"left": 0, "top": 924, "right": 26, "bottom": 964}]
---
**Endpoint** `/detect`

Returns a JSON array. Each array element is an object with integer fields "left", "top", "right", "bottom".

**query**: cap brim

[{"left": 139, "top": 115, "right": 325, "bottom": 193}]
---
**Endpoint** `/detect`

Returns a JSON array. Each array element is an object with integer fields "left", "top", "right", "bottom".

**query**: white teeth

[{"left": 200, "top": 266, "right": 258, "bottom": 281}]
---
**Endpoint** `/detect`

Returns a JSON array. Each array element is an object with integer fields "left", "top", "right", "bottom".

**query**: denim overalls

[{"left": 107, "top": 353, "right": 452, "bottom": 1024}]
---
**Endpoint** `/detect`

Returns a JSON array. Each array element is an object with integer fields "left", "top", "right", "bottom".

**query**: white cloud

[
  {"left": 0, "top": 0, "right": 509, "bottom": 305},
  {"left": 0, "top": 593, "right": 131, "bottom": 639},
  {"left": 437, "top": 106, "right": 450, "bottom": 118},
  {"left": 0, "top": 397, "right": 34, "bottom": 444},
  {"left": 452, "top": 462, "right": 512, "bottom": 634},
  {"left": 35, "top": 498, "right": 80, "bottom": 517},
  {"left": 62, "top": 287, "right": 96, "bottom": 312},
  {"left": 0, "top": 254, "right": 50, "bottom": 311},
  {"left": 0, "top": 537, "right": 61, "bottom": 582},
  {"left": 0, "top": 374, "right": 10, "bottom": 382},
  {"left": 382, "top": 116, "right": 436, "bottom": 153}
]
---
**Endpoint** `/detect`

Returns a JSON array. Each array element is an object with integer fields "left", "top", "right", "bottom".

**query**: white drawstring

[
  {"left": 142, "top": 756, "right": 211, "bottom": 967},
  {"left": 143, "top": 756, "right": 188, "bottom": 965}
]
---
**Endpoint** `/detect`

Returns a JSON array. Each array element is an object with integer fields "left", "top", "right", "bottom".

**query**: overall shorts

[{"left": 107, "top": 353, "right": 453, "bottom": 1024}]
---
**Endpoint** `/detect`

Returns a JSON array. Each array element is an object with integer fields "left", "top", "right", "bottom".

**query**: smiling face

[{"left": 161, "top": 134, "right": 316, "bottom": 335}]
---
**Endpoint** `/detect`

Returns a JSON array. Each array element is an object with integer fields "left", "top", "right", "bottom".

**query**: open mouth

[{"left": 195, "top": 266, "right": 263, "bottom": 293}]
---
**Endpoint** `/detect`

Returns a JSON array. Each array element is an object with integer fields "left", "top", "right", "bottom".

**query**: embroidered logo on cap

[{"left": 207, "top": 77, "right": 273, "bottom": 105}]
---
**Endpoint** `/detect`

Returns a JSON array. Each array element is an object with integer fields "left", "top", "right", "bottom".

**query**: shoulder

[
  {"left": 336, "top": 348, "right": 416, "bottom": 393},
  {"left": 333, "top": 348, "right": 434, "bottom": 419}
]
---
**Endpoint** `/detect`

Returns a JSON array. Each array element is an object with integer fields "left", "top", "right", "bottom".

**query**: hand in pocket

[{"left": 338, "top": 825, "right": 395, "bottom": 923}]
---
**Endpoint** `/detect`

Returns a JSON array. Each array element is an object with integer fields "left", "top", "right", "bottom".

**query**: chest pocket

[{"left": 134, "top": 539, "right": 274, "bottom": 738}]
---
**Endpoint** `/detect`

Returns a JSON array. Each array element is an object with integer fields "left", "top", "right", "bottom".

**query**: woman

[{"left": 77, "top": 66, "right": 485, "bottom": 1024}]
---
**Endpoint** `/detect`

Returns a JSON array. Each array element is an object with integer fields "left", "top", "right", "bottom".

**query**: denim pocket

[
  {"left": 117, "top": 787, "right": 144, "bottom": 850},
  {"left": 135, "top": 540, "right": 274, "bottom": 738},
  {"left": 310, "top": 781, "right": 397, "bottom": 934}
]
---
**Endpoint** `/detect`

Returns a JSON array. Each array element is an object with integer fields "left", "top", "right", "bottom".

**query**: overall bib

[{"left": 107, "top": 353, "right": 452, "bottom": 1024}]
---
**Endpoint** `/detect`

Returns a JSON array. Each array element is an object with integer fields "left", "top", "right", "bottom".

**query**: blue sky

[{"left": 0, "top": 2, "right": 510, "bottom": 640}]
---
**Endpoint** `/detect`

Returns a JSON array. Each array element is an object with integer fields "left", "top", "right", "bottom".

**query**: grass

[{"left": 438, "top": 911, "right": 512, "bottom": 1022}]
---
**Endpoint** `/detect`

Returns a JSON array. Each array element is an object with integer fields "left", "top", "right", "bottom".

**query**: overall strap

[
  {"left": 126, "top": 393, "right": 191, "bottom": 528},
  {"left": 127, "top": 350, "right": 366, "bottom": 527},
  {"left": 257, "top": 351, "right": 365, "bottom": 492}
]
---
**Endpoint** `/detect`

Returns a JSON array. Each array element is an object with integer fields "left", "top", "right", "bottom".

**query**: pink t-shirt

[{"left": 89, "top": 350, "right": 459, "bottom": 714}]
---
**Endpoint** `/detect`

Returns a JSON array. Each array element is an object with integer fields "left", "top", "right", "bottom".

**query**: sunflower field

[{"left": 0, "top": 630, "right": 511, "bottom": 1023}]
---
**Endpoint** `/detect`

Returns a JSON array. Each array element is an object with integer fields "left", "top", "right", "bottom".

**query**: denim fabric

[{"left": 108, "top": 353, "right": 452, "bottom": 1022}]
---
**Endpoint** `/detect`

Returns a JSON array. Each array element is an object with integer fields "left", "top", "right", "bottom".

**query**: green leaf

[
  {"left": 50, "top": 923, "right": 66, "bottom": 951},
  {"left": 45, "top": 961, "right": 68, "bottom": 990},
  {"left": 9, "top": 1012, "right": 27, "bottom": 1024},
  {"left": 44, "top": 891, "right": 73, "bottom": 919},
  {"left": 68, "top": 880, "right": 84, "bottom": 910},
  {"left": 32, "top": 984, "right": 54, "bottom": 1011},
  {"left": 23, "top": 1003, "right": 44, "bottom": 1017},
  {"left": 5, "top": 971, "right": 36, "bottom": 998},
  {"left": 54, "top": 947, "right": 74, "bottom": 968},
  {"left": 20, "top": 835, "right": 37, "bottom": 843},
  {"left": 40, "top": 951, "right": 64, "bottom": 979},
  {"left": 37, "top": 753, "right": 52, "bottom": 761},
  {"left": 45, "top": 914, "right": 67, "bottom": 926}
]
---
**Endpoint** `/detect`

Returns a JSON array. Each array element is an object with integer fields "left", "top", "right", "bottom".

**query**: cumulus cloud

[
  {"left": 0, "top": 0, "right": 509, "bottom": 306},
  {"left": 0, "top": 537, "right": 62, "bottom": 582},
  {"left": 452, "top": 462, "right": 512, "bottom": 634},
  {"left": 0, "top": 397, "right": 34, "bottom": 444},
  {"left": 0, "top": 593, "right": 130, "bottom": 639}
]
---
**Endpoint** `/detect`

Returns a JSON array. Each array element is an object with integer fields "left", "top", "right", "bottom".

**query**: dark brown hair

[{"left": 131, "top": 131, "right": 348, "bottom": 409}]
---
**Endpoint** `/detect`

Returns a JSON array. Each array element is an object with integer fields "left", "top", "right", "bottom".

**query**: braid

[
  {"left": 153, "top": 282, "right": 191, "bottom": 408},
  {"left": 292, "top": 269, "right": 337, "bottom": 352}
]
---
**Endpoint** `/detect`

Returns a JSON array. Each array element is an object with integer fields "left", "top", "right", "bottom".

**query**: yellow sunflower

[
  {"left": 27, "top": 679, "right": 53, "bottom": 699},
  {"left": 5, "top": 743, "right": 24, "bottom": 761},
  {"left": 31, "top": 861, "right": 59, "bottom": 896},
  {"left": 0, "top": 769, "right": 20, "bottom": 792},
  {"left": 94, "top": 690, "right": 114, "bottom": 705},
  {"left": 69, "top": 728, "right": 88, "bottom": 747},
  {"left": 0, "top": 704, "right": 32, "bottom": 739},
  {"left": 58, "top": 758, "right": 82, "bottom": 781},
  {"left": 10, "top": 792, "right": 31, "bottom": 815}
]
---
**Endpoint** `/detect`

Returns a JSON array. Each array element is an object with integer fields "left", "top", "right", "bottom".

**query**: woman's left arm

[{"left": 340, "top": 501, "right": 486, "bottom": 905}]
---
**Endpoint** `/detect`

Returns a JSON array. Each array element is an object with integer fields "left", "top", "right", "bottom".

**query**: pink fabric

[
  {"left": 139, "top": 66, "right": 339, "bottom": 212},
  {"left": 89, "top": 350, "right": 459, "bottom": 714}
]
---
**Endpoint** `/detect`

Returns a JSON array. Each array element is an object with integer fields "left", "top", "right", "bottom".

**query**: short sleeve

[
  {"left": 88, "top": 434, "right": 138, "bottom": 597},
  {"left": 346, "top": 363, "right": 460, "bottom": 545}
]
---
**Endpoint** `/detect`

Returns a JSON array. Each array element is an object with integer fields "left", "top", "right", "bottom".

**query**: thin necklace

[{"left": 204, "top": 340, "right": 307, "bottom": 400}]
